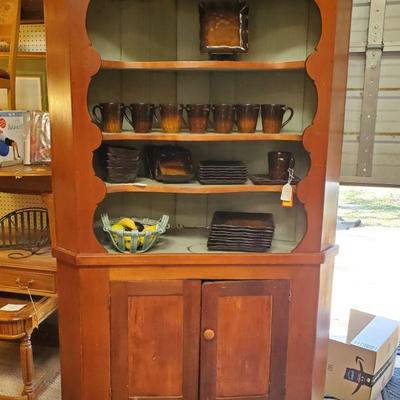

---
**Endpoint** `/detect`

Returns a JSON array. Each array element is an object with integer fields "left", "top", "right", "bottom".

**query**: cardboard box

[
  {"left": 325, "top": 309, "right": 399, "bottom": 400},
  {"left": 0, "top": 111, "right": 27, "bottom": 166}
]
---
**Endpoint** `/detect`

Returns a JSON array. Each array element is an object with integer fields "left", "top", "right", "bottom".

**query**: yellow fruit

[
  {"left": 143, "top": 225, "right": 157, "bottom": 243},
  {"left": 111, "top": 223, "right": 125, "bottom": 241},
  {"left": 124, "top": 236, "right": 132, "bottom": 251},
  {"left": 117, "top": 218, "right": 137, "bottom": 231}
]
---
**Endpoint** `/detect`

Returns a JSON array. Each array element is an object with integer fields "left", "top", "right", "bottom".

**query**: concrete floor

[{"left": 331, "top": 226, "right": 400, "bottom": 337}]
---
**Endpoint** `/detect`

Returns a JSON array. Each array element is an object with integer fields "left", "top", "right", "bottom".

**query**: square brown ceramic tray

[
  {"left": 154, "top": 146, "right": 195, "bottom": 183},
  {"left": 199, "top": 1, "right": 249, "bottom": 55}
]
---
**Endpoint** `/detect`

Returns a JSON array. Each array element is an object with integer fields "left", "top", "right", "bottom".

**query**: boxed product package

[
  {"left": 24, "top": 111, "right": 51, "bottom": 165},
  {"left": 0, "top": 111, "right": 27, "bottom": 166},
  {"left": 325, "top": 309, "right": 399, "bottom": 400}
]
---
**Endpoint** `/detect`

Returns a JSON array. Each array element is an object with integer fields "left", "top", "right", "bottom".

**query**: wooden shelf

[
  {"left": 102, "top": 132, "right": 303, "bottom": 142},
  {"left": 101, "top": 60, "right": 306, "bottom": 71},
  {"left": 102, "top": 228, "right": 296, "bottom": 255},
  {"left": 0, "top": 164, "right": 51, "bottom": 177},
  {"left": 105, "top": 178, "right": 295, "bottom": 194},
  {"left": 0, "top": 250, "right": 56, "bottom": 272},
  {"left": 0, "top": 52, "right": 46, "bottom": 60},
  {"left": 0, "top": 165, "right": 52, "bottom": 194}
]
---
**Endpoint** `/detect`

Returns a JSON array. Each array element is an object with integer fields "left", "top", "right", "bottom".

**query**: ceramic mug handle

[
  {"left": 180, "top": 104, "right": 188, "bottom": 129},
  {"left": 152, "top": 105, "right": 159, "bottom": 123},
  {"left": 92, "top": 105, "right": 103, "bottom": 126},
  {"left": 289, "top": 154, "right": 295, "bottom": 170},
  {"left": 232, "top": 105, "right": 238, "bottom": 130},
  {"left": 281, "top": 106, "right": 294, "bottom": 129},
  {"left": 123, "top": 106, "right": 134, "bottom": 129}
]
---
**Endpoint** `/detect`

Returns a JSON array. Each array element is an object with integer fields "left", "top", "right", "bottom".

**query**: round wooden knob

[{"left": 203, "top": 329, "right": 215, "bottom": 341}]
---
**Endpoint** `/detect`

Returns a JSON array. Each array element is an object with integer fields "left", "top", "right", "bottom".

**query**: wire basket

[
  {"left": 101, "top": 214, "right": 169, "bottom": 254},
  {"left": 0, "top": 208, "right": 50, "bottom": 251}
]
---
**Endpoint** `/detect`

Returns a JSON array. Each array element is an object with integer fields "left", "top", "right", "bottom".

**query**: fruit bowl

[{"left": 101, "top": 214, "right": 169, "bottom": 253}]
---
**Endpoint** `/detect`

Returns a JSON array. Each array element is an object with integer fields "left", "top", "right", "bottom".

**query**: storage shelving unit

[{"left": 44, "top": 0, "right": 352, "bottom": 398}]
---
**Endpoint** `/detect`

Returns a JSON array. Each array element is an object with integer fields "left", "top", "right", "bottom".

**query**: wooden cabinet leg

[{"left": 20, "top": 333, "right": 35, "bottom": 400}]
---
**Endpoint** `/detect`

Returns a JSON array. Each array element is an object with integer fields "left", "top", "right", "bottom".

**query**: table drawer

[{"left": 0, "top": 267, "right": 56, "bottom": 295}]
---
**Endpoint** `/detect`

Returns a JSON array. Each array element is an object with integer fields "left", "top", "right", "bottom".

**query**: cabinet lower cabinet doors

[
  {"left": 110, "top": 280, "right": 290, "bottom": 400},
  {"left": 200, "top": 281, "right": 290, "bottom": 400}
]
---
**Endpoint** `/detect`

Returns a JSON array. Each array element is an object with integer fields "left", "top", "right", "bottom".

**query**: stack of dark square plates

[
  {"left": 106, "top": 145, "right": 140, "bottom": 183},
  {"left": 198, "top": 161, "right": 247, "bottom": 184},
  {"left": 207, "top": 211, "right": 275, "bottom": 252}
]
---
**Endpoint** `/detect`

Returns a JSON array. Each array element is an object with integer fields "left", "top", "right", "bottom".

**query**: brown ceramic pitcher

[
  {"left": 156, "top": 104, "right": 186, "bottom": 133},
  {"left": 261, "top": 104, "right": 294, "bottom": 133},
  {"left": 268, "top": 151, "right": 295, "bottom": 180},
  {"left": 211, "top": 104, "right": 236, "bottom": 133},
  {"left": 235, "top": 104, "right": 260, "bottom": 133},
  {"left": 124, "top": 103, "right": 157, "bottom": 133},
  {"left": 92, "top": 102, "right": 125, "bottom": 133},
  {"left": 185, "top": 104, "right": 210, "bottom": 133}
]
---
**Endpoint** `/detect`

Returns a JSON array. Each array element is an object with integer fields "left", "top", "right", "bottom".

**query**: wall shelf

[
  {"left": 0, "top": 164, "right": 51, "bottom": 177},
  {"left": 102, "top": 132, "right": 303, "bottom": 142},
  {"left": 101, "top": 60, "right": 306, "bottom": 72},
  {"left": 0, "top": 52, "right": 46, "bottom": 60},
  {"left": 105, "top": 178, "right": 296, "bottom": 194}
]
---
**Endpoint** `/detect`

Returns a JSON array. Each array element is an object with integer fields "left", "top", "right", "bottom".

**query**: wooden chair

[{"left": 0, "top": 0, "right": 21, "bottom": 110}]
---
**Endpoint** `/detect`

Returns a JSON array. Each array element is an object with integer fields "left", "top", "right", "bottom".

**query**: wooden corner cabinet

[{"left": 43, "top": 0, "right": 352, "bottom": 399}]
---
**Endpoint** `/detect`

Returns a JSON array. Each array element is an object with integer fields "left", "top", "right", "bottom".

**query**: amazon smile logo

[{"left": 344, "top": 356, "right": 374, "bottom": 395}]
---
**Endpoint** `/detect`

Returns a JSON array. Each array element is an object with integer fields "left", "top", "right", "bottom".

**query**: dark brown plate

[
  {"left": 198, "top": 180, "right": 247, "bottom": 185},
  {"left": 210, "top": 211, "right": 275, "bottom": 230},
  {"left": 207, "top": 244, "right": 271, "bottom": 253},
  {"left": 250, "top": 174, "right": 301, "bottom": 185},
  {"left": 199, "top": 161, "right": 247, "bottom": 167}
]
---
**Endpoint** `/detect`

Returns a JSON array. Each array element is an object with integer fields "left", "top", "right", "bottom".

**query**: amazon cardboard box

[{"left": 325, "top": 309, "right": 399, "bottom": 400}]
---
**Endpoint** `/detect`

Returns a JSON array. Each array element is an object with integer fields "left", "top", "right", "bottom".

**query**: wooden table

[
  {"left": 0, "top": 250, "right": 56, "bottom": 297},
  {"left": 0, "top": 294, "right": 57, "bottom": 400}
]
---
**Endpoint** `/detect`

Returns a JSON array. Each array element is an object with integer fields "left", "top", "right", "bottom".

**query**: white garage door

[{"left": 341, "top": 0, "right": 400, "bottom": 186}]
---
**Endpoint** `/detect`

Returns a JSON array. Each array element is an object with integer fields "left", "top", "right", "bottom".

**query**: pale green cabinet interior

[{"left": 87, "top": 0, "right": 322, "bottom": 254}]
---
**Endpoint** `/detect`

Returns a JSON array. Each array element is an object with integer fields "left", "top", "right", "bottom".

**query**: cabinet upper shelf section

[
  {"left": 102, "top": 132, "right": 303, "bottom": 142},
  {"left": 100, "top": 60, "right": 306, "bottom": 72}
]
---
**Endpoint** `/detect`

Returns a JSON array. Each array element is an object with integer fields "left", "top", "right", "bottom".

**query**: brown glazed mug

[
  {"left": 185, "top": 104, "right": 210, "bottom": 133},
  {"left": 235, "top": 104, "right": 260, "bottom": 133},
  {"left": 211, "top": 104, "right": 236, "bottom": 133},
  {"left": 268, "top": 151, "right": 295, "bottom": 180},
  {"left": 261, "top": 104, "right": 294, "bottom": 133},
  {"left": 92, "top": 102, "right": 125, "bottom": 133},
  {"left": 156, "top": 104, "right": 186, "bottom": 133},
  {"left": 124, "top": 103, "right": 157, "bottom": 133}
]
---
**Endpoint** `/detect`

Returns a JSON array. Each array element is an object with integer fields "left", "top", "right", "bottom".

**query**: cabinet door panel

[
  {"left": 111, "top": 280, "right": 201, "bottom": 400},
  {"left": 200, "top": 280, "right": 290, "bottom": 400}
]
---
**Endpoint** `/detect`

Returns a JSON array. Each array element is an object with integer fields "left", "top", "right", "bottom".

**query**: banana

[{"left": 117, "top": 217, "right": 137, "bottom": 231}]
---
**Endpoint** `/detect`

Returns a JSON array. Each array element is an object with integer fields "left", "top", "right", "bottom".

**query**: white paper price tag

[
  {"left": 0, "top": 304, "right": 27, "bottom": 312},
  {"left": 280, "top": 183, "right": 293, "bottom": 202}
]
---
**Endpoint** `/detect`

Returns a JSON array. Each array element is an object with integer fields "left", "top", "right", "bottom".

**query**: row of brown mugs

[{"left": 92, "top": 102, "right": 294, "bottom": 134}]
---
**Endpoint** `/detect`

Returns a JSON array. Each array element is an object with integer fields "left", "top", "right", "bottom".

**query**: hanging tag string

[
  {"left": 287, "top": 167, "right": 294, "bottom": 185},
  {"left": 27, "top": 286, "right": 40, "bottom": 330}
]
